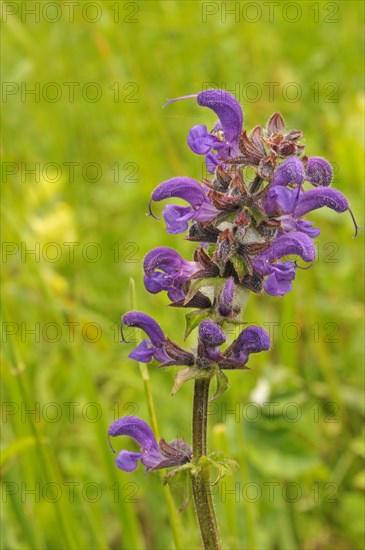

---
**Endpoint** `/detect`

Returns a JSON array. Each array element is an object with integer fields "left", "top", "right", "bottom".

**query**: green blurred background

[{"left": 1, "top": 1, "right": 364, "bottom": 548}]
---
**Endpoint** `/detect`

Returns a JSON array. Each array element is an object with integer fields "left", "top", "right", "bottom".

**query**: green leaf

[
  {"left": 162, "top": 465, "right": 194, "bottom": 512},
  {"left": 200, "top": 451, "right": 239, "bottom": 484},
  {"left": 171, "top": 367, "right": 212, "bottom": 395},
  {"left": 210, "top": 370, "right": 229, "bottom": 402},
  {"left": 184, "top": 310, "right": 209, "bottom": 339},
  {"left": 184, "top": 277, "right": 224, "bottom": 305},
  {"left": 230, "top": 253, "right": 247, "bottom": 282},
  {"left": 162, "top": 462, "right": 194, "bottom": 485}
]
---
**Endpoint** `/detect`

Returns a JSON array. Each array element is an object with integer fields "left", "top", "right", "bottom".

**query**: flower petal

[
  {"left": 205, "top": 151, "right": 220, "bottom": 173},
  {"left": 199, "top": 320, "right": 226, "bottom": 347},
  {"left": 144, "top": 247, "right": 188, "bottom": 277},
  {"left": 306, "top": 157, "right": 333, "bottom": 187},
  {"left": 197, "top": 90, "right": 243, "bottom": 144},
  {"left": 254, "top": 231, "right": 316, "bottom": 274},
  {"left": 187, "top": 125, "right": 220, "bottom": 154},
  {"left": 228, "top": 326, "right": 270, "bottom": 364},
  {"left": 263, "top": 261, "right": 296, "bottom": 296},
  {"left": 265, "top": 186, "right": 298, "bottom": 215},
  {"left": 128, "top": 340, "right": 155, "bottom": 363},
  {"left": 122, "top": 311, "right": 165, "bottom": 347},
  {"left": 152, "top": 177, "right": 207, "bottom": 207},
  {"left": 141, "top": 448, "right": 167, "bottom": 470},
  {"left": 293, "top": 187, "right": 348, "bottom": 218},
  {"left": 280, "top": 218, "right": 321, "bottom": 238},
  {"left": 272, "top": 157, "right": 305, "bottom": 186},
  {"left": 162, "top": 205, "right": 194, "bottom": 234},
  {"left": 108, "top": 416, "right": 159, "bottom": 452},
  {"left": 115, "top": 450, "right": 143, "bottom": 472}
]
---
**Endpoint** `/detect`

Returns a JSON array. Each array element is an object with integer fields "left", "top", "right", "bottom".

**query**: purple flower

[
  {"left": 108, "top": 416, "right": 192, "bottom": 472},
  {"left": 122, "top": 311, "right": 195, "bottom": 367},
  {"left": 196, "top": 90, "right": 243, "bottom": 147},
  {"left": 122, "top": 311, "right": 170, "bottom": 363},
  {"left": 305, "top": 157, "right": 333, "bottom": 187},
  {"left": 144, "top": 247, "right": 200, "bottom": 302},
  {"left": 272, "top": 157, "right": 305, "bottom": 187},
  {"left": 265, "top": 182, "right": 349, "bottom": 240},
  {"left": 253, "top": 232, "right": 316, "bottom": 296},
  {"left": 150, "top": 177, "right": 219, "bottom": 234},
  {"left": 254, "top": 232, "right": 316, "bottom": 272},
  {"left": 222, "top": 326, "right": 271, "bottom": 369},
  {"left": 165, "top": 90, "right": 243, "bottom": 173},
  {"left": 198, "top": 320, "right": 226, "bottom": 362}
]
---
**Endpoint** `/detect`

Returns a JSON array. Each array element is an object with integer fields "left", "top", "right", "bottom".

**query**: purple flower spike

[
  {"left": 306, "top": 157, "right": 333, "bottom": 187},
  {"left": 227, "top": 326, "right": 271, "bottom": 365},
  {"left": 254, "top": 231, "right": 316, "bottom": 274},
  {"left": 293, "top": 187, "right": 348, "bottom": 218},
  {"left": 108, "top": 416, "right": 164, "bottom": 472},
  {"left": 198, "top": 320, "right": 226, "bottom": 362},
  {"left": 197, "top": 90, "right": 243, "bottom": 145},
  {"left": 272, "top": 157, "right": 305, "bottom": 187},
  {"left": 151, "top": 177, "right": 219, "bottom": 234},
  {"left": 143, "top": 247, "right": 200, "bottom": 302},
  {"left": 218, "top": 277, "right": 235, "bottom": 317},
  {"left": 109, "top": 416, "right": 192, "bottom": 472},
  {"left": 122, "top": 311, "right": 169, "bottom": 363}
]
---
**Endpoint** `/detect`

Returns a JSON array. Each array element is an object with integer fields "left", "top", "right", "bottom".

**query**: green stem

[{"left": 191, "top": 378, "right": 221, "bottom": 550}]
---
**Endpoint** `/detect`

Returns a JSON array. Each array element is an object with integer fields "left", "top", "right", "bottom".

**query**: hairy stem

[{"left": 191, "top": 378, "right": 221, "bottom": 549}]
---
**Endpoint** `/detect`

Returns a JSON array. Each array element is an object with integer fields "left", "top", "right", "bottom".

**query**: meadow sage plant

[{"left": 108, "top": 90, "right": 358, "bottom": 549}]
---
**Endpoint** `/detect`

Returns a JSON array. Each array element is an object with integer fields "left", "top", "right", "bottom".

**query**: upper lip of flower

[
  {"left": 149, "top": 176, "right": 220, "bottom": 234},
  {"left": 293, "top": 187, "right": 349, "bottom": 217},
  {"left": 196, "top": 90, "right": 244, "bottom": 145},
  {"left": 122, "top": 311, "right": 165, "bottom": 347},
  {"left": 164, "top": 90, "right": 244, "bottom": 173},
  {"left": 164, "top": 90, "right": 243, "bottom": 147},
  {"left": 121, "top": 311, "right": 195, "bottom": 367},
  {"left": 254, "top": 231, "right": 316, "bottom": 275},
  {"left": 221, "top": 326, "right": 271, "bottom": 368},
  {"left": 143, "top": 247, "right": 201, "bottom": 302}
]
